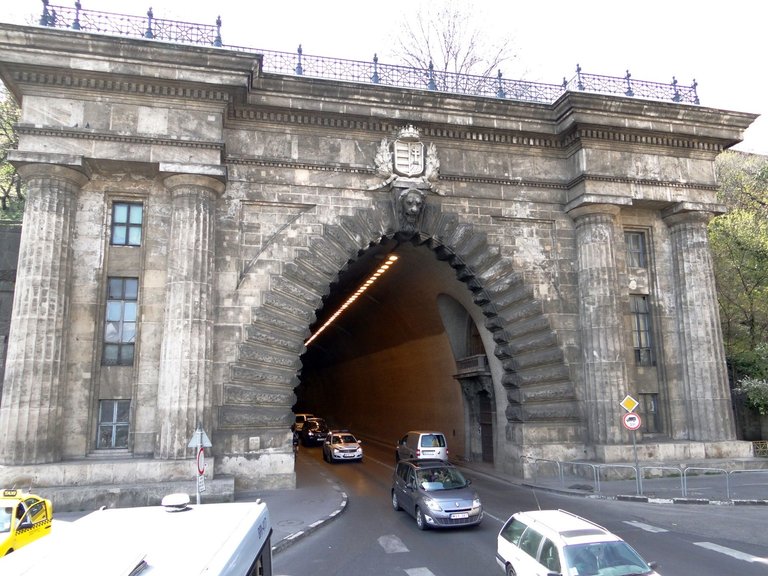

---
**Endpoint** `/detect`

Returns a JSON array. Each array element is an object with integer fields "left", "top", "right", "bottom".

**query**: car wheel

[
  {"left": 415, "top": 507, "right": 428, "bottom": 530},
  {"left": 505, "top": 563, "right": 516, "bottom": 576},
  {"left": 391, "top": 491, "right": 401, "bottom": 511}
]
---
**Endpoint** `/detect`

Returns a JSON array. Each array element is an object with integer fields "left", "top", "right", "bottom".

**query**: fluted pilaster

[
  {"left": 155, "top": 173, "right": 224, "bottom": 459},
  {"left": 0, "top": 163, "right": 88, "bottom": 464},
  {"left": 569, "top": 204, "right": 628, "bottom": 444},
  {"left": 663, "top": 208, "right": 736, "bottom": 440}
]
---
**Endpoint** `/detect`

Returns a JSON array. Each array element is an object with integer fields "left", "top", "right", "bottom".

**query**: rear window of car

[{"left": 419, "top": 434, "right": 446, "bottom": 447}]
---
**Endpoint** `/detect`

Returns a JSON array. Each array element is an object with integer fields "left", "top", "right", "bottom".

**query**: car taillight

[{"left": 416, "top": 449, "right": 421, "bottom": 457}]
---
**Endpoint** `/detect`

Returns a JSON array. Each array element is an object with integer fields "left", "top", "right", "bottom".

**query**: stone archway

[{"left": 215, "top": 190, "right": 581, "bottom": 483}]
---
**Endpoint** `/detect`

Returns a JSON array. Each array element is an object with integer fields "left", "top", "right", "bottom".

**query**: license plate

[{"left": 450, "top": 513, "right": 469, "bottom": 519}]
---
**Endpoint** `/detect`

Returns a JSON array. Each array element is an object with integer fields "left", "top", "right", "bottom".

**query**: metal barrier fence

[
  {"left": 33, "top": 1, "right": 700, "bottom": 106},
  {"left": 522, "top": 456, "right": 768, "bottom": 502}
]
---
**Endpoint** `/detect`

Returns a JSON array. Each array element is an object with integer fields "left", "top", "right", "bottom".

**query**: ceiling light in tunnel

[{"left": 304, "top": 254, "right": 399, "bottom": 346}]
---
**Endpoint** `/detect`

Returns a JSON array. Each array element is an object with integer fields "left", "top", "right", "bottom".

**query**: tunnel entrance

[{"left": 295, "top": 239, "right": 497, "bottom": 463}]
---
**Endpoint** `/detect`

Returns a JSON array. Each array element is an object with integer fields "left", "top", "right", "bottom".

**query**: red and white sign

[
  {"left": 196, "top": 446, "right": 206, "bottom": 475},
  {"left": 622, "top": 412, "right": 642, "bottom": 431}
]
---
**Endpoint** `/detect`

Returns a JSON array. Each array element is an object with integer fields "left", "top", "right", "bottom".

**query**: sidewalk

[{"left": 235, "top": 451, "right": 348, "bottom": 554}]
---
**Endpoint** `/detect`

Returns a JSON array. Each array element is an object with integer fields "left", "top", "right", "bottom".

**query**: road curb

[{"left": 271, "top": 490, "right": 348, "bottom": 555}]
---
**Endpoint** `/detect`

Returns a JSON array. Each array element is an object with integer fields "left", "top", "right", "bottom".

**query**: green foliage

[
  {"left": 1, "top": 81, "right": 24, "bottom": 221},
  {"left": 735, "top": 376, "right": 768, "bottom": 415},
  {"left": 711, "top": 152, "right": 768, "bottom": 367}
]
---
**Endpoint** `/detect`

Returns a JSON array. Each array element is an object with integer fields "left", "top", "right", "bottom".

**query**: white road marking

[
  {"left": 694, "top": 542, "right": 768, "bottom": 564},
  {"left": 405, "top": 569, "right": 436, "bottom": 576},
  {"left": 378, "top": 534, "right": 409, "bottom": 553},
  {"left": 623, "top": 520, "right": 668, "bottom": 533}
]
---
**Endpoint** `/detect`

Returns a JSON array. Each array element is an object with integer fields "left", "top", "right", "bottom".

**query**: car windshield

[
  {"left": 563, "top": 541, "right": 652, "bottom": 576},
  {"left": 337, "top": 434, "right": 357, "bottom": 444},
  {"left": 1, "top": 506, "right": 12, "bottom": 533},
  {"left": 416, "top": 467, "right": 467, "bottom": 490}
]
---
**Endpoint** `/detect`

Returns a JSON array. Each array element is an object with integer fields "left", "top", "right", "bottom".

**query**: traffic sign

[
  {"left": 622, "top": 412, "right": 642, "bottom": 430},
  {"left": 620, "top": 395, "right": 639, "bottom": 413},
  {"left": 196, "top": 446, "right": 206, "bottom": 475}
]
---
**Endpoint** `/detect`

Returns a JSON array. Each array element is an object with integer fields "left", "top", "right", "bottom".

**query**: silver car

[
  {"left": 391, "top": 459, "right": 483, "bottom": 530},
  {"left": 322, "top": 430, "right": 363, "bottom": 463}
]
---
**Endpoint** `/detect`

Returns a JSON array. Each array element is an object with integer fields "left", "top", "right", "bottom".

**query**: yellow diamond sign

[{"left": 621, "top": 395, "right": 639, "bottom": 413}]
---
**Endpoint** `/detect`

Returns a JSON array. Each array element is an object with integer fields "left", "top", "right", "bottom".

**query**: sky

[{"left": 4, "top": 0, "right": 767, "bottom": 155}]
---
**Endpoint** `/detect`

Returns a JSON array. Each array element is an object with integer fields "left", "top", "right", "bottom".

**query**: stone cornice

[
  {"left": 228, "top": 106, "right": 727, "bottom": 154},
  {"left": 15, "top": 125, "right": 225, "bottom": 152},
  {"left": 9, "top": 69, "right": 233, "bottom": 103}
]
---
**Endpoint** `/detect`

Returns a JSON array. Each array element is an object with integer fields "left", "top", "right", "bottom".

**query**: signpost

[
  {"left": 620, "top": 395, "right": 641, "bottom": 494},
  {"left": 188, "top": 424, "right": 212, "bottom": 505}
]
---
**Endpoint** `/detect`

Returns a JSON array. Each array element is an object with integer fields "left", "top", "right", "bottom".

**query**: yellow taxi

[{"left": 1, "top": 489, "right": 53, "bottom": 555}]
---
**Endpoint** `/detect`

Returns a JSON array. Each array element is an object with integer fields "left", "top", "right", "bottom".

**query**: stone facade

[{"left": 0, "top": 22, "right": 758, "bottom": 505}]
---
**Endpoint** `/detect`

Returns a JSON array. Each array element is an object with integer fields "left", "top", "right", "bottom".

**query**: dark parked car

[
  {"left": 299, "top": 418, "right": 329, "bottom": 446},
  {"left": 391, "top": 459, "right": 482, "bottom": 530}
]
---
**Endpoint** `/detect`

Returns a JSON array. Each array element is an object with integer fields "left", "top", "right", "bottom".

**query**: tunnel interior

[{"left": 295, "top": 238, "right": 498, "bottom": 463}]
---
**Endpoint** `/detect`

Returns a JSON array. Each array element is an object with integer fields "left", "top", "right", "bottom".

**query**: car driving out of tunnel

[
  {"left": 391, "top": 459, "right": 482, "bottom": 530},
  {"left": 299, "top": 417, "right": 329, "bottom": 446},
  {"left": 322, "top": 430, "right": 363, "bottom": 463}
]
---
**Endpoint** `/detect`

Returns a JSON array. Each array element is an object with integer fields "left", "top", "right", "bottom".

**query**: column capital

[
  {"left": 662, "top": 201, "right": 724, "bottom": 227},
  {"left": 8, "top": 151, "right": 91, "bottom": 187},
  {"left": 566, "top": 201, "right": 623, "bottom": 222},
  {"left": 160, "top": 163, "right": 227, "bottom": 197}
]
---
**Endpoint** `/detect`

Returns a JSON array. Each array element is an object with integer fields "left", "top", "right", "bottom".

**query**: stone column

[
  {"left": 0, "top": 160, "right": 89, "bottom": 464},
  {"left": 569, "top": 204, "right": 628, "bottom": 445},
  {"left": 155, "top": 169, "right": 225, "bottom": 459},
  {"left": 663, "top": 205, "right": 736, "bottom": 440}
]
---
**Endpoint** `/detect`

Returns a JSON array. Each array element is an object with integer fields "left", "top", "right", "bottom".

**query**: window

[
  {"left": 539, "top": 539, "right": 561, "bottom": 573},
  {"left": 625, "top": 231, "right": 647, "bottom": 268},
  {"left": 103, "top": 277, "right": 138, "bottom": 366},
  {"left": 519, "top": 527, "right": 544, "bottom": 558},
  {"left": 500, "top": 518, "right": 526, "bottom": 546},
  {"left": 630, "top": 295, "right": 653, "bottom": 366},
  {"left": 111, "top": 202, "right": 143, "bottom": 246},
  {"left": 640, "top": 393, "right": 662, "bottom": 433},
  {"left": 97, "top": 399, "right": 130, "bottom": 448}
]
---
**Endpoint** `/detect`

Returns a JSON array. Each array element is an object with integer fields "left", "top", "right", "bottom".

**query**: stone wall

[{"left": 0, "top": 22, "right": 759, "bottom": 500}]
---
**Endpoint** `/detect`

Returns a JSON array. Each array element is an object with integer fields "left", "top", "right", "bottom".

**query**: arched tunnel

[{"left": 295, "top": 238, "right": 501, "bottom": 464}]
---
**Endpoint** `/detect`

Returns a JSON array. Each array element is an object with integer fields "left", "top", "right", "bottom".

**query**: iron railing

[{"left": 35, "top": 1, "right": 700, "bottom": 106}]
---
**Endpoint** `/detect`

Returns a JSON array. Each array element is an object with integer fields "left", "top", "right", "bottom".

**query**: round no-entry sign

[
  {"left": 196, "top": 446, "right": 206, "bottom": 475},
  {"left": 622, "top": 412, "right": 642, "bottom": 431}
]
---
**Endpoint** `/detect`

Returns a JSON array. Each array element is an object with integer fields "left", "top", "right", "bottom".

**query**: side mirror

[{"left": 649, "top": 562, "right": 660, "bottom": 570}]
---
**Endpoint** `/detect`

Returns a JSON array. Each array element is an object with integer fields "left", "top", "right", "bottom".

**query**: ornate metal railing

[{"left": 34, "top": 1, "right": 699, "bottom": 106}]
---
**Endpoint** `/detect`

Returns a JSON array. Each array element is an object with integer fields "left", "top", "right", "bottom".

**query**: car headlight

[
  {"left": 472, "top": 498, "right": 482, "bottom": 509},
  {"left": 333, "top": 448, "right": 341, "bottom": 454},
  {"left": 423, "top": 497, "right": 442, "bottom": 512}
]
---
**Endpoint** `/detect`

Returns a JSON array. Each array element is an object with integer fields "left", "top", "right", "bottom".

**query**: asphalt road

[{"left": 274, "top": 443, "right": 768, "bottom": 576}]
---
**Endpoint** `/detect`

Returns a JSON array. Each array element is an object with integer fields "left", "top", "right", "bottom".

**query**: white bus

[{"left": 0, "top": 494, "right": 272, "bottom": 575}]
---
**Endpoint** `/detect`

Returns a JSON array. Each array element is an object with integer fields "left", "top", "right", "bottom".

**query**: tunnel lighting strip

[{"left": 304, "top": 254, "right": 399, "bottom": 346}]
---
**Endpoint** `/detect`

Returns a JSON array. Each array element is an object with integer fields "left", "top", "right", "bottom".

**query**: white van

[{"left": 395, "top": 431, "right": 448, "bottom": 462}]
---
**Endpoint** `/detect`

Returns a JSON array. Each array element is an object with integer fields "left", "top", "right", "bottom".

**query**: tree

[
  {"left": 710, "top": 151, "right": 768, "bottom": 382},
  {"left": 0, "top": 81, "right": 24, "bottom": 221},
  {"left": 393, "top": 0, "right": 517, "bottom": 92}
]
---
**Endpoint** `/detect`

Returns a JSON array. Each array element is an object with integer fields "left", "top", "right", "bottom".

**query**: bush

[{"left": 736, "top": 377, "right": 768, "bottom": 415}]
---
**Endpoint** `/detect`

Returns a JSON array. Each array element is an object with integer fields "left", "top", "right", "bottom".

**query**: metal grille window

[
  {"left": 103, "top": 277, "right": 138, "bottom": 366},
  {"left": 640, "top": 393, "right": 662, "bottom": 433},
  {"left": 625, "top": 231, "right": 647, "bottom": 268},
  {"left": 111, "top": 202, "right": 143, "bottom": 246},
  {"left": 630, "top": 295, "right": 654, "bottom": 366},
  {"left": 97, "top": 399, "right": 130, "bottom": 449}
]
